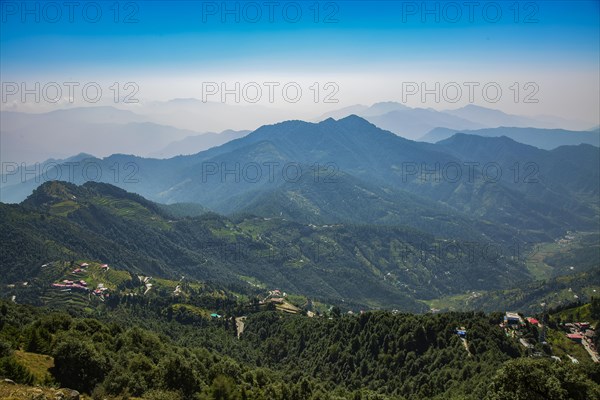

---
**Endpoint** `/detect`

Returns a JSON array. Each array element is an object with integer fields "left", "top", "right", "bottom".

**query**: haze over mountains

[
  {"left": 2, "top": 102, "right": 597, "bottom": 164},
  {"left": 149, "top": 129, "right": 251, "bottom": 158},
  {"left": 0, "top": 101, "right": 287, "bottom": 163},
  {"left": 422, "top": 126, "right": 600, "bottom": 149},
  {"left": 3, "top": 104, "right": 597, "bottom": 319},
  {"left": 2, "top": 115, "right": 598, "bottom": 246},
  {"left": 2, "top": 1, "right": 599, "bottom": 396},
  {"left": 319, "top": 103, "right": 595, "bottom": 139},
  {"left": 0, "top": 100, "right": 600, "bottom": 296}
]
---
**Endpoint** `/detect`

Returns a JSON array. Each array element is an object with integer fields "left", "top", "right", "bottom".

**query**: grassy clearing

[
  {"left": 525, "top": 242, "right": 563, "bottom": 280},
  {"left": 423, "top": 291, "right": 484, "bottom": 311},
  {"left": 93, "top": 197, "right": 172, "bottom": 230},
  {"left": 0, "top": 381, "right": 93, "bottom": 399},
  {"left": 49, "top": 200, "right": 80, "bottom": 216},
  {"left": 172, "top": 303, "right": 211, "bottom": 319},
  {"left": 13, "top": 350, "right": 53, "bottom": 384},
  {"left": 239, "top": 275, "right": 266, "bottom": 289}
]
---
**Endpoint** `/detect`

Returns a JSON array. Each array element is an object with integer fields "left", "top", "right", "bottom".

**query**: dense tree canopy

[{"left": 1, "top": 300, "right": 598, "bottom": 399}]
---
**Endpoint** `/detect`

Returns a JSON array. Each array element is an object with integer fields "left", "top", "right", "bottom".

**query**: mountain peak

[
  {"left": 337, "top": 114, "right": 373, "bottom": 125},
  {"left": 319, "top": 117, "right": 336, "bottom": 124},
  {"left": 22, "top": 181, "right": 166, "bottom": 218},
  {"left": 22, "top": 181, "right": 82, "bottom": 209}
]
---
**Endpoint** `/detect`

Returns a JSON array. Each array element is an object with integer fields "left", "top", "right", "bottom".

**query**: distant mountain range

[
  {"left": 1, "top": 107, "right": 198, "bottom": 162},
  {"left": 319, "top": 103, "right": 594, "bottom": 139},
  {"left": 2, "top": 115, "right": 598, "bottom": 243},
  {"left": 3, "top": 102, "right": 596, "bottom": 164},
  {"left": 421, "top": 126, "right": 600, "bottom": 149},
  {"left": 0, "top": 103, "right": 272, "bottom": 163}
]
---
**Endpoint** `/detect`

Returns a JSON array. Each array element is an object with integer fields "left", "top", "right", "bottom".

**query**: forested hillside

[
  {"left": 3, "top": 118, "right": 598, "bottom": 241},
  {"left": 2, "top": 299, "right": 599, "bottom": 399},
  {"left": 2, "top": 181, "right": 543, "bottom": 312}
]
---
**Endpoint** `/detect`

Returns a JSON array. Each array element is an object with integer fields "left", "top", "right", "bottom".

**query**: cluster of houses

[
  {"left": 501, "top": 311, "right": 526, "bottom": 333},
  {"left": 556, "top": 232, "right": 576, "bottom": 246},
  {"left": 499, "top": 312, "right": 545, "bottom": 350},
  {"left": 72, "top": 262, "right": 109, "bottom": 274},
  {"left": 51, "top": 279, "right": 110, "bottom": 300},
  {"left": 72, "top": 262, "right": 89, "bottom": 274},
  {"left": 262, "top": 289, "right": 286, "bottom": 304},
  {"left": 259, "top": 289, "right": 304, "bottom": 314},
  {"left": 500, "top": 312, "right": 542, "bottom": 329},
  {"left": 92, "top": 284, "right": 109, "bottom": 300},
  {"left": 51, "top": 279, "right": 89, "bottom": 291},
  {"left": 49, "top": 262, "right": 112, "bottom": 300},
  {"left": 564, "top": 321, "right": 599, "bottom": 363},
  {"left": 565, "top": 322, "right": 594, "bottom": 343},
  {"left": 499, "top": 311, "right": 599, "bottom": 363}
]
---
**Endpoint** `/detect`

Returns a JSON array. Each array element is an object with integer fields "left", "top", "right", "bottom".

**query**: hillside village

[
  {"left": 8, "top": 259, "right": 598, "bottom": 367},
  {"left": 1, "top": 257, "right": 599, "bottom": 399},
  {"left": 498, "top": 309, "right": 599, "bottom": 365}
]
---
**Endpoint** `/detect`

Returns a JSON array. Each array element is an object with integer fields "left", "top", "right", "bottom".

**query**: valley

[
  {"left": 1, "top": 2, "right": 599, "bottom": 396},
  {"left": 1, "top": 115, "right": 598, "bottom": 399}
]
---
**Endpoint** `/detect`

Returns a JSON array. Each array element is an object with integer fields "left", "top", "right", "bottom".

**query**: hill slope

[
  {"left": 2, "top": 116, "right": 598, "bottom": 241},
  {"left": 1, "top": 181, "right": 540, "bottom": 311}
]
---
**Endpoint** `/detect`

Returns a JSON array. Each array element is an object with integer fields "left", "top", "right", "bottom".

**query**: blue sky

[
  {"left": 1, "top": 1, "right": 599, "bottom": 122},
  {"left": 2, "top": 1, "right": 598, "bottom": 70}
]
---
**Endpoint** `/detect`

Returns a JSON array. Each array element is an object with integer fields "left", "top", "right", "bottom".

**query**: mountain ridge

[{"left": 2, "top": 116, "right": 598, "bottom": 242}]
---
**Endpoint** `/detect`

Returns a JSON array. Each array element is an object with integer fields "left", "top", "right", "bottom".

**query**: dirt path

[
  {"left": 235, "top": 316, "right": 246, "bottom": 339},
  {"left": 461, "top": 338, "right": 472, "bottom": 356},
  {"left": 582, "top": 338, "right": 600, "bottom": 363}
]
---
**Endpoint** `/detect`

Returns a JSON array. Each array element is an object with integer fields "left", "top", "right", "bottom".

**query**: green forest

[
  {"left": 1, "top": 181, "right": 599, "bottom": 399},
  {"left": 1, "top": 299, "right": 599, "bottom": 400}
]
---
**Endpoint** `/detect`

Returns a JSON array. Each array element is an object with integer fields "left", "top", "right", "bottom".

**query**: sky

[{"left": 0, "top": 0, "right": 599, "bottom": 124}]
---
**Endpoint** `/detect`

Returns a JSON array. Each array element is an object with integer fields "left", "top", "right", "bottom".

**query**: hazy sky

[{"left": 1, "top": 0, "right": 599, "bottom": 124}]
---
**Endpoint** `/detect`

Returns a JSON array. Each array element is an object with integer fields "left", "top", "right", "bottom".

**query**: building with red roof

[{"left": 566, "top": 333, "right": 583, "bottom": 343}]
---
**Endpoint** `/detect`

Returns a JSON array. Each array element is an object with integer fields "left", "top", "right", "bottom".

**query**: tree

[
  {"left": 331, "top": 307, "right": 341, "bottom": 318},
  {"left": 591, "top": 296, "right": 600, "bottom": 320},
  {"left": 486, "top": 358, "right": 600, "bottom": 400},
  {"left": 0, "top": 341, "right": 12, "bottom": 358},
  {"left": 210, "top": 375, "right": 239, "bottom": 400},
  {"left": 51, "top": 337, "right": 109, "bottom": 393},
  {"left": 25, "top": 326, "right": 51, "bottom": 354},
  {"left": 159, "top": 355, "right": 198, "bottom": 397}
]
